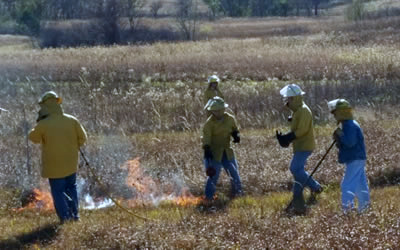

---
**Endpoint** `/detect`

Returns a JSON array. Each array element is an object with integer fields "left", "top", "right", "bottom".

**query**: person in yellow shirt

[
  {"left": 29, "top": 91, "right": 87, "bottom": 223},
  {"left": 276, "top": 84, "right": 322, "bottom": 215},
  {"left": 202, "top": 96, "right": 242, "bottom": 201},
  {"left": 204, "top": 75, "right": 224, "bottom": 105}
]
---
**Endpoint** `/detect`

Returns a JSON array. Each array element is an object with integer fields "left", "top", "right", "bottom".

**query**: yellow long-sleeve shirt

[
  {"left": 289, "top": 98, "right": 315, "bottom": 152},
  {"left": 29, "top": 102, "right": 87, "bottom": 178},
  {"left": 202, "top": 113, "right": 239, "bottom": 162}
]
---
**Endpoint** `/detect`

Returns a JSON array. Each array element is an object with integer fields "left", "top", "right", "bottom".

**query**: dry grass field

[
  {"left": 2, "top": 16, "right": 400, "bottom": 83},
  {"left": 1, "top": 5, "right": 400, "bottom": 248}
]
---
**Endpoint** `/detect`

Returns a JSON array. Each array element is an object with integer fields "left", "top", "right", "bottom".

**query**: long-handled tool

[
  {"left": 79, "top": 149, "right": 151, "bottom": 221},
  {"left": 301, "top": 139, "right": 336, "bottom": 206},
  {"left": 305, "top": 139, "right": 336, "bottom": 185}
]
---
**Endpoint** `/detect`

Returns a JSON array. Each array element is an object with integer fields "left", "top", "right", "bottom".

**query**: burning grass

[
  {"left": 2, "top": 117, "right": 400, "bottom": 248},
  {"left": 2, "top": 186, "right": 400, "bottom": 249},
  {"left": 1, "top": 77, "right": 400, "bottom": 248},
  {"left": 1, "top": 12, "right": 400, "bottom": 249}
]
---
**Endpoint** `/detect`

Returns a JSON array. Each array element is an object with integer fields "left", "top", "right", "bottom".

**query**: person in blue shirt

[{"left": 328, "top": 99, "right": 370, "bottom": 214}]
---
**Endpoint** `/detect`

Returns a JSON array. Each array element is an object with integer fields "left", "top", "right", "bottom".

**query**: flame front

[
  {"left": 16, "top": 188, "right": 54, "bottom": 212},
  {"left": 121, "top": 158, "right": 202, "bottom": 207},
  {"left": 174, "top": 190, "right": 203, "bottom": 206},
  {"left": 16, "top": 158, "right": 203, "bottom": 212}
]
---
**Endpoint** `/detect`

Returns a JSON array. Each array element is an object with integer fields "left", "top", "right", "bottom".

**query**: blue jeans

[
  {"left": 290, "top": 151, "right": 321, "bottom": 196},
  {"left": 204, "top": 153, "right": 242, "bottom": 200},
  {"left": 49, "top": 173, "right": 79, "bottom": 222},
  {"left": 342, "top": 160, "right": 370, "bottom": 213}
]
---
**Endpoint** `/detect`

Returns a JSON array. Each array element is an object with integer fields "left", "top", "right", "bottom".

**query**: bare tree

[
  {"left": 97, "top": 0, "right": 121, "bottom": 45},
  {"left": 175, "top": 0, "right": 200, "bottom": 41},
  {"left": 120, "top": 0, "right": 146, "bottom": 31},
  {"left": 150, "top": 0, "right": 163, "bottom": 18}
]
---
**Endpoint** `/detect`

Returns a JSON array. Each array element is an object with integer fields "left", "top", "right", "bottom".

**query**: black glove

[
  {"left": 206, "top": 166, "right": 216, "bottom": 177},
  {"left": 288, "top": 116, "right": 292, "bottom": 122},
  {"left": 276, "top": 131, "right": 296, "bottom": 148},
  {"left": 231, "top": 130, "right": 240, "bottom": 143},
  {"left": 203, "top": 145, "right": 213, "bottom": 160}
]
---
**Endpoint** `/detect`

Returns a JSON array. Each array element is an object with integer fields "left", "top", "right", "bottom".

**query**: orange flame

[
  {"left": 173, "top": 188, "right": 203, "bottom": 206},
  {"left": 15, "top": 157, "right": 203, "bottom": 212},
  {"left": 15, "top": 188, "right": 54, "bottom": 212},
  {"left": 122, "top": 157, "right": 160, "bottom": 196},
  {"left": 121, "top": 157, "right": 202, "bottom": 207}
]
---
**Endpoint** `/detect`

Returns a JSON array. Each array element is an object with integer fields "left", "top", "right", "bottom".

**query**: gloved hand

[
  {"left": 206, "top": 166, "right": 216, "bottom": 177},
  {"left": 203, "top": 145, "right": 213, "bottom": 160},
  {"left": 231, "top": 130, "right": 240, "bottom": 143},
  {"left": 333, "top": 128, "right": 343, "bottom": 144},
  {"left": 276, "top": 130, "right": 296, "bottom": 148},
  {"left": 36, "top": 108, "right": 49, "bottom": 122},
  {"left": 288, "top": 116, "right": 292, "bottom": 122}
]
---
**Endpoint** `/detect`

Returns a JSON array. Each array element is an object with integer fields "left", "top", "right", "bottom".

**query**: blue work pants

[
  {"left": 290, "top": 151, "right": 321, "bottom": 196},
  {"left": 204, "top": 153, "right": 242, "bottom": 200},
  {"left": 341, "top": 160, "right": 370, "bottom": 213},
  {"left": 49, "top": 173, "right": 79, "bottom": 222}
]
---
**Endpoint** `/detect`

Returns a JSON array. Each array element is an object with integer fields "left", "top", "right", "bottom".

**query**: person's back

[
  {"left": 29, "top": 91, "right": 86, "bottom": 223},
  {"left": 30, "top": 109, "right": 86, "bottom": 178}
]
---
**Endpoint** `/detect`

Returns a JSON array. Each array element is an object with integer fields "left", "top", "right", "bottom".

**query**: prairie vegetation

[
  {"left": 2, "top": 16, "right": 400, "bottom": 82},
  {"left": 1, "top": 5, "right": 400, "bottom": 249}
]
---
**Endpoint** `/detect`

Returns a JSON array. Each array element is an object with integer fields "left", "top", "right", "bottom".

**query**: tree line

[
  {"left": 204, "top": 0, "right": 332, "bottom": 18},
  {"left": 0, "top": 0, "right": 335, "bottom": 46}
]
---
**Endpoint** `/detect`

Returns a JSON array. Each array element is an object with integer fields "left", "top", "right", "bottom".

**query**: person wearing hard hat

[
  {"left": 276, "top": 84, "right": 322, "bottom": 214},
  {"left": 328, "top": 99, "right": 370, "bottom": 214},
  {"left": 202, "top": 96, "right": 242, "bottom": 202},
  {"left": 29, "top": 91, "right": 87, "bottom": 224},
  {"left": 204, "top": 75, "right": 224, "bottom": 105}
]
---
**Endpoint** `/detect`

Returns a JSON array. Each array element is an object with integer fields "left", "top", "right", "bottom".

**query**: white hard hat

[
  {"left": 328, "top": 99, "right": 351, "bottom": 113},
  {"left": 279, "top": 84, "right": 305, "bottom": 97},
  {"left": 207, "top": 75, "right": 220, "bottom": 84}
]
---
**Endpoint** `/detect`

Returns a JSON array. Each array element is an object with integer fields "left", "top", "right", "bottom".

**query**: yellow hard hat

[
  {"left": 204, "top": 96, "right": 228, "bottom": 111},
  {"left": 38, "top": 91, "right": 62, "bottom": 104},
  {"left": 328, "top": 99, "right": 351, "bottom": 113}
]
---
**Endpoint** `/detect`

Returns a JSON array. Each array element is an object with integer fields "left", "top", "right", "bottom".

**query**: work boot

[
  {"left": 292, "top": 194, "right": 306, "bottom": 215},
  {"left": 307, "top": 186, "right": 324, "bottom": 206},
  {"left": 285, "top": 194, "right": 306, "bottom": 215}
]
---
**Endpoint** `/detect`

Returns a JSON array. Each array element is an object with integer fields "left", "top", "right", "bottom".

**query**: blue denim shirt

[{"left": 337, "top": 120, "right": 367, "bottom": 163}]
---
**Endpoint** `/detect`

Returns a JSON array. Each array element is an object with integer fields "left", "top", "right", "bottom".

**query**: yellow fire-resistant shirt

[
  {"left": 289, "top": 98, "right": 315, "bottom": 152},
  {"left": 204, "top": 88, "right": 224, "bottom": 104},
  {"left": 202, "top": 112, "right": 239, "bottom": 162},
  {"left": 29, "top": 102, "right": 87, "bottom": 178}
]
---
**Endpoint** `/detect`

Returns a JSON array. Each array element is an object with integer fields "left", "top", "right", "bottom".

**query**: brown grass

[
  {"left": 1, "top": 16, "right": 400, "bottom": 82},
  {"left": 1, "top": 186, "right": 400, "bottom": 249},
  {"left": 1, "top": 13, "right": 400, "bottom": 249}
]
